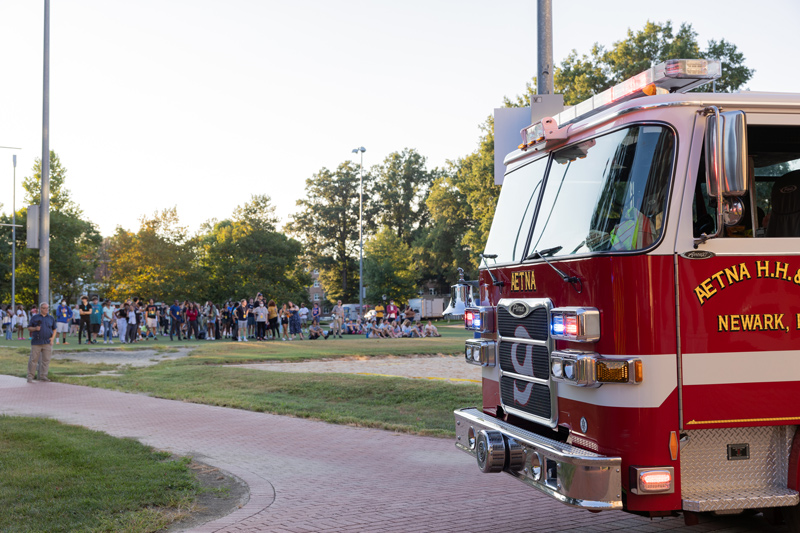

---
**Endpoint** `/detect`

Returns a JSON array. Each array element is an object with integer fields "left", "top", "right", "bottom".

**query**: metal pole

[
  {"left": 358, "top": 150, "right": 364, "bottom": 318},
  {"left": 39, "top": 0, "right": 50, "bottom": 305},
  {"left": 12, "top": 155, "right": 16, "bottom": 313},
  {"left": 537, "top": 0, "right": 553, "bottom": 95}
]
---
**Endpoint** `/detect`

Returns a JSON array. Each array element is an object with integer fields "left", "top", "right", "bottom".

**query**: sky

[{"left": 1, "top": 0, "right": 798, "bottom": 237}]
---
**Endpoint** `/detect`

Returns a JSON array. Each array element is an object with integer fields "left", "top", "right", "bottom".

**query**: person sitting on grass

[
  {"left": 415, "top": 322, "right": 427, "bottom": 338},
  {"left": 424, "top": 320, "right": 441, "bottom": 337},
  {"left": 308, "top": 320, "right": 326, "bottom": 340},
  {"left": 393, "top": 322, "right": 402, "bottom": 338},
  {"left": 401, "top": 319, "right": 419, "bottom": 337},
  {"left": 382, "top": 319, "right": 399, "bottom": 339}
]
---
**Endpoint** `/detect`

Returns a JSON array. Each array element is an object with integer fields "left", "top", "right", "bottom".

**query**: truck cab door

[{"left": 674, "top": 114, "right": 800, "bottom": 430}]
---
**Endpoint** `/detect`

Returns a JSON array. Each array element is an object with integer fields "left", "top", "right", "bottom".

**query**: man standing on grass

[
  {"left": 55, "top": 299, "right": 71, "bottom": 345},
  {"left": 78, "top": 296, "right": 92, "bottom": 345},
  {"left": 28, "top": 302, "right": 57, "bottom": 383},
  {"left": 90, "top": 296, "right": 103, "bottom": 344},
  {"left": 331, "top": 300, "right": 345, "bottom": 339},
  {"left": 385, "top": 299, "right": 399, "bottom": 324},
  {"left": 299, "top": 302, "right": 309, "bottom": 333},
  {"left": 145, "top": 298, "right": 159, "bottom": 340},
  {"left": 169, "top": 300, "right": 183, "bottom": 341}
]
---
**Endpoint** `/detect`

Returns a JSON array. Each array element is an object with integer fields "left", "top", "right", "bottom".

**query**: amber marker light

[{"left": 669, "top": 431, "right": 679, "bottom": 461}]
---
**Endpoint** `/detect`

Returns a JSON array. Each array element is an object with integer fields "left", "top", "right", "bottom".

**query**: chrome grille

[
  {"left": 499, "top": 342, "right": 549, "bottom": 380},
  {"left": 496, "top": 298, "right": 556, "bottom": 427},
  {"left": 500, "top": 376, "right": 551, "bottom": 419},
  {"left": 498, "top": 306, "right": 548, "bottom": 340}
]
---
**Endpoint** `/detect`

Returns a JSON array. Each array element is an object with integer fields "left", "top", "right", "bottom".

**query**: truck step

[{"left": 682, "top": 486, "right": 798, "bottom": 512}]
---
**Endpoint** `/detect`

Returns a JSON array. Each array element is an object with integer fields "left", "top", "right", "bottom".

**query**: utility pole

[
  {"left": 40, "top": 0, "right": 51, "bottom": 305},
  {"left": 12, "top": 155, "right": 17, "bottom": 311},
  {"left": 537, "top": 0, "right": 554, "bottom": 94},
  {"left": 0, "top": 148, "right": 22, "bottom": 311},
  {"left": 352, "top": 147, "right": 366, "bottom": 316}
]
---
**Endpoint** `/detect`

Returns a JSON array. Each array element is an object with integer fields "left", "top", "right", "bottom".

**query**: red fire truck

[{"left": 454, "top": 59, "right": 800, "bottom": 527}]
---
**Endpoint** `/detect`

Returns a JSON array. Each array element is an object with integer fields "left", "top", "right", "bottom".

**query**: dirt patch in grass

[{"left": 167, "top": 460, "right": 250, "bottom": 532}]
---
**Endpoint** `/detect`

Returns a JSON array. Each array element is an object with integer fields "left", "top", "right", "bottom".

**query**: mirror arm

[{"left": 694, "top": 106, "right": 725, "bottom": 248}]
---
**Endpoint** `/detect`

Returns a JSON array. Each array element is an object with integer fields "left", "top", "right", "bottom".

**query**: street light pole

[
  {"left": 12, "top": 155, "right": 17, "bottom": 312},
  {"left": 40, "top": 0, "right": 51, "bottom": 305},
  {"left": 351, "top": 146, "right": 366, "bottom": 317},
  {"left": 0, "top": 148, "right": 22, "bottom": 312}
]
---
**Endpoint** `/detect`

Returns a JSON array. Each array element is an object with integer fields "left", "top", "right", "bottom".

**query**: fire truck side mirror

[{"left": 705, "top": 110, "right": 748, "bottom": 198}]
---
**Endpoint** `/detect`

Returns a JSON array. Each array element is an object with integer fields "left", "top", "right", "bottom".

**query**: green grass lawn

[
  {"left": 167, "top": 327, "right": 469, "bottom": 365},
  {"left": 62, "top": 363, "right": 479, "bottom": 437},
  {"left": 0, "top": 416, "right": 198, "bottom": 533},
  {"left": 2, "top": 323, "right": 479, "bottom": 437},
  {"left": 0, "top": 346, "right": 118, "bottom": 378}
]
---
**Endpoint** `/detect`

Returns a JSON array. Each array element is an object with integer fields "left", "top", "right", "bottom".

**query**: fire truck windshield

[{"left": 486, "top": 125, "right": 675, "bottom": 263}]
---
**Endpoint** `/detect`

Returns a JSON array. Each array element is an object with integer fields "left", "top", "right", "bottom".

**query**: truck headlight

[
  {"left": 465, "top": 339, "right": 496, "bottom": 367},
  {"left": 550, "top": 307, "right": 600, "bottom": 342},
  {"left": 551, "top": 350, "right": 642, "bottom": 386}
]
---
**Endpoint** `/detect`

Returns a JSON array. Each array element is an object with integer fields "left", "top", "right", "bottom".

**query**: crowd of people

[{"left": 1, "top": 294, "right": 443, "bottom": 343}]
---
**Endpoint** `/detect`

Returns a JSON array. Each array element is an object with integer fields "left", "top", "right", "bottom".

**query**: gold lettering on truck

[
  {"left": 510, "top": 271, "right": 537, "bottom": 292},
  {"left": 717, "top": 313, "right": 790, "bottom": 333}
]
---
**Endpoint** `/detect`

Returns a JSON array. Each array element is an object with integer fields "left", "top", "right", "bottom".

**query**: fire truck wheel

[{"left": 785, "top": 503, "right": 800, "bottom": 532}]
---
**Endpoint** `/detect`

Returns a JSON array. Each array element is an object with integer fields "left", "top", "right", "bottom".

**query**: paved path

[{"left": 0, "top": 376, "right": 786, "bottom": 532}]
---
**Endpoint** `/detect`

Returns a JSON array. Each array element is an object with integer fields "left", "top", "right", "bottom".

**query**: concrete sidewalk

[{"left": 0, "top": 376, "right": 784, "bottom": 532}]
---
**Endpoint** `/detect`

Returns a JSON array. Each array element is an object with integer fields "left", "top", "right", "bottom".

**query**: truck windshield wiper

[
  {"left": 527, "top": 247, "right": 582, "bottom": 293},
  {"left": 480, "top": 253, "right": 504, "bottom": 287},
  {"left": 524, "top": 246, "right": 562, "bottom": 261}
]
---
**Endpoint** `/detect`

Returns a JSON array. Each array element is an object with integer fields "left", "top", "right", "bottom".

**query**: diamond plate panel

[
  {"left": 680, "top": 426, "right": 798, "bottom": 511},
  {"left": 682, "top": 486, "right": 798, "bottom": 512}
]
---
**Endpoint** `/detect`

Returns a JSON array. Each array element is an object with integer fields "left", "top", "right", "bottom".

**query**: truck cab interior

[{"left": 693, "top": 125, "right": 800, "bottom": 238}]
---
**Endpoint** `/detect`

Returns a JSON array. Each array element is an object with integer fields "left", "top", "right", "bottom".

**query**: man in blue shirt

[
  {"left": 90, "top": 296, "right": 103, "bottom": 344},
  {"left": 28, "top": 302, "right": 57, "bottom": 383},
  {"left": 55, "top": 299, "right": 71, "bottom": 345},
  {"left": 169, "top": 300, "right": 183, "bottom": 341}
]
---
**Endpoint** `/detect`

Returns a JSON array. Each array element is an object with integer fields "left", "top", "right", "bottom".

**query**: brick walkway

[{"left": 0, "top": 376, "right": 785, "bottom": 532}]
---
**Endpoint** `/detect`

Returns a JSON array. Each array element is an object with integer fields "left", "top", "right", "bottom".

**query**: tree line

[{"left": 0, "top": 21, "right": 752, "bottom": 307}]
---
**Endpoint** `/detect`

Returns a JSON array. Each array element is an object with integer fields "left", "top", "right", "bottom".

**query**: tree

[
  {"left": 363, "top": 228, "right": 417, "bottom": 305},
  {"left": 554, "top": 21, "right": 754, "bottom": 105},
  {"left": 414, "top": 168, "right": 475, "bottom": 289},
  {"left": 23, "top": 151, "right": 82, "bottom": 216},
  {"left": 0, "top": 152, "right": 101, "bottom": 305},
  {"left": 291, "top": 162, "right": 374, "bottom": 302},
  {"left": 198, "top": 195, "right": 309, "bottom": 303},
  {"left": 372, "top": 148, "right": 434, "bottom": 247},
  {"left": 102, "top": 207, "right": 199, "bottom": 301},
  {"left": 424, "top": 117, "right": 498, "bottom": 282}
]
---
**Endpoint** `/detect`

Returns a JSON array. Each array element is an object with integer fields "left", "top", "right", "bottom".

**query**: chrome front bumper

[{"left": 455, "top": 408, "right": 623, "bottom": 510}]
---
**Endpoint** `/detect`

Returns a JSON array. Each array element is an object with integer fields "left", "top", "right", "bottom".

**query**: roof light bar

[{"left": 519, "top": 59, "right": 722, "bottom": 151}]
